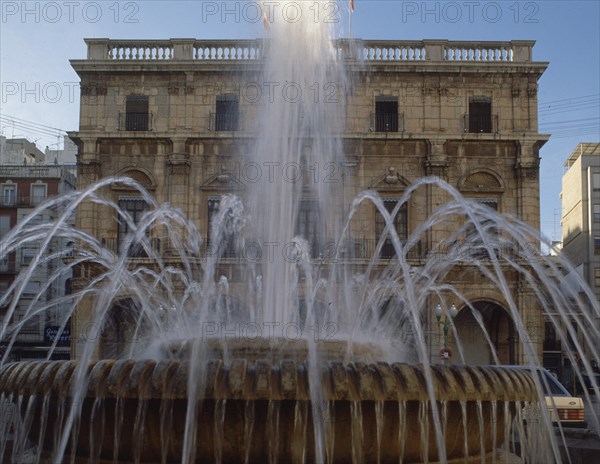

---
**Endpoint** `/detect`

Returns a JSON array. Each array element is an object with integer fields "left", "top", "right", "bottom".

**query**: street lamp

[{"left": 435, "top": 304, "right": 458, "bottom": 361}]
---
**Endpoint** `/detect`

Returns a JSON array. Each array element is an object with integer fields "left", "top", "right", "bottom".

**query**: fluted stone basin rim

[
  {"left": 0, "top": 359, "right": 537, "bottom": 402},
  {"left": 163, "top": 337, "right": 386, "bottom": 363},
  {"left": 0, "top": 360, "right": 539, "bottom": 463}
]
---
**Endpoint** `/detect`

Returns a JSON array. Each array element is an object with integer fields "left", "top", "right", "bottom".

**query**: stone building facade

[{"left": 68, "top": 38, "right": 548, "bottom": 363}]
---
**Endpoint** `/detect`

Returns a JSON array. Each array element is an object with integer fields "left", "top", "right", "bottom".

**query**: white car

[{"left": 509, "top": 366, "right": 585, "bottom": 426}]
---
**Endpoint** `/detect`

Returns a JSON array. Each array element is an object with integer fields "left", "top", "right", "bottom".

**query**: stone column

[
  {"left": 515, "top": 141, "right": 540, "bottom": 230},
  {"left": 424, "top": 139, "right": 450, "bottom": 250}
]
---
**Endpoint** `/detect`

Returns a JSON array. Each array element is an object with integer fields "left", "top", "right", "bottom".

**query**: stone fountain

[
  {"left": 0, "top": 3, "right": 598, "bottom": 464},
  {"left": 1, "top": 339, "right": 538, "bottom": 463}
]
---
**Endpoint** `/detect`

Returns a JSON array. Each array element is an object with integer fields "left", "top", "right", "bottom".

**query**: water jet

[{"left": 1, "top": 3, "right": 599, "bottom": 464}]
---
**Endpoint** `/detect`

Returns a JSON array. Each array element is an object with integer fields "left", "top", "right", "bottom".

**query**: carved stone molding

[
  {"left": 78, "top": 162, "right": 101, "bottom": 182},
  {"left": 368, "top": 166, "right": 409, "bottom": 192},
  {"left": 168, "top": 161, "right": 190, "bottom": 176},
  {"left": 516, "top": 162, "right": 539, "bottom": 180},
  {"left": 424, "top": 161, "right": 448, "bottom": 180},
  {"left": 459, "top": 169, "right": 504, "bottom": 193},
  {"left": 80, "top": 86, "right": 107, "bottom": 96}
]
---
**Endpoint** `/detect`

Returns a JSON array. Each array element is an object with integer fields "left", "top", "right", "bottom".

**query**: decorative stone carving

[
  {"left": 516, "top": 162, "right": 539, "bottom": 180},
  {"left": 168, "top": 87, "right": 180, "bottom": 95},
  {"left": 463, "top": 171, "right": 501, "bottom": 189},
  {"left": 169, "top": 162, "right": 190, "bottom": 176},
  {"left": 424, "top": 161, "right": 448, "bottom": 180},
  {"left": 113, "top": 168, "right": 156, "bottom": 190},
  {"left": 78, "top": 162, "right": 101, "bottom": 182},
  {"left": 385, "top": 167, "right": 400, "bottom": 184},
  {"left": 369, "top": 166, "right": 409, "bottom": 191}
]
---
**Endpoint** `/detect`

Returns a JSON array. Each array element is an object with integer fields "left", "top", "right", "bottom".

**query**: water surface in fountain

[{"left": 1, "top": 2, "right": 599, "bottom": 463}]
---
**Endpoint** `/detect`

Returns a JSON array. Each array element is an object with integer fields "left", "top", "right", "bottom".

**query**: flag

[
  {"left": 263, "top": 11, "right": 270, "bottom": 31},
  {"left": 350, "top": 0, "right": 355, "bottom": 13}
]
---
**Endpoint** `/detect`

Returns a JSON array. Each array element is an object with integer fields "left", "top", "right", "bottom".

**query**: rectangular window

[
  {"left": 31, "top": 183, "right": 47, "bottom": 206},
  {"left": 375, "top": 97, "right": 399, "bottom": 132},
  {"left": 21, "top": 247, "right": 38, "bottom": 265},
  {"left": 0, "top": 216, "right": 9, "bottom": 272},
  {"left": 466, "top": 199, "right": 499, "bottom": 259},
  {"left": 125, "top": 95, "right": 150, "bottom": 131},
  {"left": 543, "top": 321, "right": 561, "bottom": 351},
  {"left": 207, "top": 196, "right": 236, "bottom": 258},
  {"left": 2, "top": 184, "right": 16, "bottom": 206},
  {"left": 375, "top": 199, "right": 408, "bottom": 259},
  {"left": 215, "top": 95, "right": 239, "bottom": 131},
  {"left": 0, "top": 215, "right": 10, "bottom": 238},
  {"left": 118, "top": 197, "right": 148, "bottom": 257},
  {"left": 295, "top": 199, "right": 322, "bottom": 257},
  {"left": 593, "top": 173, "right": 600, "bottom": 191},
  {"left": 594, "top": 204, "right": 600, "bottom": 222},
  {"left": 595, "top": 237, "right": 600, "bottom": 255},
  {"left": 0, "top": 282, "right": 8, "bottom": 301},
  {"left": 19, "top": 315, "right": 40, "bottom": 334},
  {"left": 595, "top": 269, "right": 600, "bottom": 288},
  {"left": 468, "top": 97, "right": 492, "bottom": 133}
]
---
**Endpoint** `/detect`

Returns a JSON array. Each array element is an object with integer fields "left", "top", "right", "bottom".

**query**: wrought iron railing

[
  {"left": 118, "top": 112, "right": 153, "bottom": 131},
  {"left": 464, "top": 114, "right": 498, "bottom": 133},
  {"left": 208, "top": 112, "right": 241, "bottom": 131},
  {"left": 371, "top": 112, "right": 404, "bottom": 132}
]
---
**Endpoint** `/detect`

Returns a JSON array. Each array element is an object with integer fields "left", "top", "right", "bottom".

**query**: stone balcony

[{"left": 83, "top": 38, "right": 536, "bottom": 63}]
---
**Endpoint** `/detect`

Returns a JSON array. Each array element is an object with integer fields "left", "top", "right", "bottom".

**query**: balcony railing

[
  {"left": 464, "top": 114, "right": 498, "bottom": 133},
  {"left": 209, "top": 112, "right": 241, "bottom": 132},
  {"left": 101, "top": 237, "right": 161, "bottom": 258},
  {"left": 108, "top": 237, "right": 424, "bottom": 262},
  {"left": 1, "top": 195, "right": 49, "bottom": 208},
  {"left": 371, "top": 112, "right": 404, "bottom": 132},
  {"left": 118, "top": 112, "right": 153, "bottom": 131},
  {"left": 85, "top": 39, "right": 535, "bottom": 64}
]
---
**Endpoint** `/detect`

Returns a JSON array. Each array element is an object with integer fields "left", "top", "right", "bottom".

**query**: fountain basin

[
  {"left": 162, "top": 337, "right": 385, "bottom": 363},
  {"left": 0, "top": 357, "right": 537, "bottom": 463}
]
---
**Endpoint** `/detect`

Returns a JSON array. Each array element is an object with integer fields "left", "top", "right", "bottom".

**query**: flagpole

[{"left": 348, "top": 0, "right": 354, "bottom": 37}]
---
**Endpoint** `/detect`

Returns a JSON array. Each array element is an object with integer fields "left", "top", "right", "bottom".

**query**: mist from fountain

[{"left": 1, "top": 2, "right": 600, "bottom": 463}]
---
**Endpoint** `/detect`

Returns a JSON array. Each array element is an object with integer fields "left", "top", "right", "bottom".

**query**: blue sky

[{"left": 1, "top": 0, "right": 599, "bottom": 242}]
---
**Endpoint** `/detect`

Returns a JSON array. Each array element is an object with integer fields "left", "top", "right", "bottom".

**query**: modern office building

[{"left": 560, "top": 142, "right": 600, "bottom": 372}]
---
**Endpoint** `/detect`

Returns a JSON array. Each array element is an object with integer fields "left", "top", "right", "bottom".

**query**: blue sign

[{"left": 45, "top": 326, "right": 70, "bottom": 346}]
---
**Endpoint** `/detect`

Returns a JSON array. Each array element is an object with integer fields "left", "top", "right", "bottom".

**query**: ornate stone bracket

[
  {"left": 168, "top": 159, "right": 191, "bottom": 176},
  {"left": 78, "top": 161, "right": 101, "bottom": 183},
  {"left": 424, "top": 161, "right": 449, "bottom": 180},
  {"left": 515, "top": 161, "right": 539, "bottom": 180}
]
